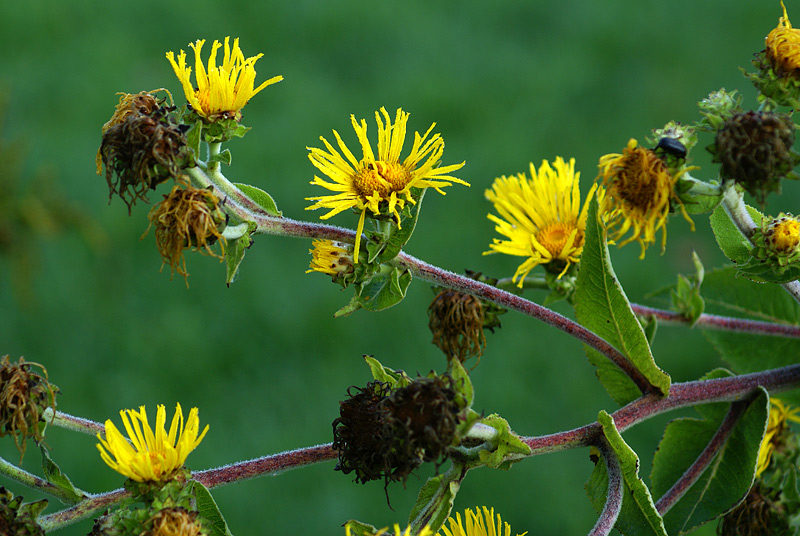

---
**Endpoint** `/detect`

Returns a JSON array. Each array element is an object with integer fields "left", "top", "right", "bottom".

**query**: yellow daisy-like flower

[
  {"left": 766, "top": 1, "right": 800, "bottom": 76},
  {"left": 756, "top": 398, "right": 800, "bottom": 477},
  {"left": 306, "top": 239, "right": 354, "bottom": 278},
  {"left": 438, "top": 507, "right": 527, "bottom": 536},
  {"left": 345, "top": 524, "right": 433, "bottom": 536},
  {"left": 166, "top": 37, "right": 282, "bottom": 120},
  {"left": 306, "top": 107, "right": 468, "bottom": 263},
  {"left": 96, "top": 403, "right": 209, "bottom": 482},
  {"left": 484, "top": 157, "right": 598, "bottom": 287},
  {"left": 597, "top": 138, "right": 693, "bottom": 258}
]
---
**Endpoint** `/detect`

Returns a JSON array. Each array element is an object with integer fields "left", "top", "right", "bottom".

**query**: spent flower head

[
  {"left": 745, "top": 2, "right": 800, "bottom": 108},
  {"left": 96, "top": 403, "right": 209, "bottom": 483},
  {"left": 766, "top": 0, "right": 800, "bottom": 76},
  {"left": 484, "top": 157, "right": 598, "bottom": 285},
  {"left": 438, "top": 507, "right": 527, "bottom": 536},
  {"left": 306, "top": 107, "right": 468, "bottom": 263},
  {"left": 306, "top": 239, "right": 355, "bottom": 283},
  {"left": 166, "top": 37, "right": 282, "bottom": 122},
  {"left": 598, "top": 138, "right": 694, "bottom": 258},
  {"left": 428, "top": 289, "right": 486, "bottom": 363},
  {"left": 147, "top": 185, "right": 227, "bottom": 281}
]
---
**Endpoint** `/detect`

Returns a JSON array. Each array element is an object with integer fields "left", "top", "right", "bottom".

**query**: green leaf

[
  {"left": 377, "top": 188, "right": 426, "bottom": 263},
  {"left": 186, "top": 120, "right": 203, "bottom": 161},
  {"left": 209, "top": 148, "right": 232, "bottom": 166},
  {"left": 448, "top": 358, "right": 474, "bottom": 410},
  {"left": 363, "top": 355, "right": 411, "bottom": 388},
  {"left": 701, "top": 267, "right": 800, "bottom": 405},
  {"left": 476, "top": 414, "right": 531, "bottom": 470},
  {"left": 233, "top": 183, "right": 281, "bottom": 216},
  {"left": 334, "top": 268, "right": 412, "bottom": 317},
  {"left": 709, "top": 204, "right": 761, "bottom": 264},
  {"left": 225, "top": 228, "right": 254, "bottom": 286},
  {"left": 192, "top": 481, "right": 234, "bottom": 536},
  {"left": 343, "top": 520, "right": 381, "bottom": 536},
  {"left": 575, "top": 197, "right": 670, "bottom": 404},
  {"left": 40, "top": 445, "right": 85, "bottom": 503},
  {"left": 407, "top": 467, "right": 463, "bottom": 535},
  {"left": 650, "top": 376, "right": 768, "bottom": 534},
  {"left": 586, "top": 411, "right": 667, "bottom": 536}
]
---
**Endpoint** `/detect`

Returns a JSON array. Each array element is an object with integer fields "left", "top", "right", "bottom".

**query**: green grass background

[{"left": 0, "top": 1, "right": 796, "bottom": 535}]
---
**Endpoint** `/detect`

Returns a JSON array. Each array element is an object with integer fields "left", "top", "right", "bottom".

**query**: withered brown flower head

[
  {"left": 332, "top": 376, "right": 461, "bottom": 489},
  {"left": 149, "top": 507, "right": 204, "bottom": 536},
  {"left": 100, "top": 102, "right": 189, "bottom": 213},
  {"left": 0, "top": 356, "right": 57, "bottom": 461},
  {"left": 428, "top": 289, "right": 486, "bottom": 363},
  {"left": 711, "top": 110, "right": 798, "bottom": 204},
  {"left": 718, "top": 483, "right": 786, "bottom": 536},
  {"left": 147, "top": 185, "right": 226, "bottom": 280},
  {"left": 0, "top": 487, "right": 45, "bottom": 536}
]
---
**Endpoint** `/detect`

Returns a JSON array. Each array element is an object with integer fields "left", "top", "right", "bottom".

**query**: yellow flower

[
  {"left": 345, "top": 524, "right": 433, "bottom": 536},
  {"left": 484, "top": 157, "right": 598, "bottom": 286},
  {"left": 597, "top": 138, "right": 693, "bottom": 258},
  {"left": 766, "top": 1, "right": 800, "bottom": 76},
  {"left": 306, "top": 239, "right": 354, "bottom": 278},
  {"left": 96, "top": 403, "right": 209, "bottom": 482},
  {"left": 756, "top": 398, "right": 800, "bottom": 477},
  {"left": 166, "top": 37, "right": 282, "bottom": 120},
  {"left": 438, "top": 507, "right": 527, "bottom": 536},
  {"left": 306, "top": 107, "right": 468, "bottom": 263}
]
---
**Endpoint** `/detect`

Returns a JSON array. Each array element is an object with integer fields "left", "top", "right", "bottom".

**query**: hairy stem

[
  {"left": 631, "top": 304, "right": 800, "bottom": 338},
  {"left": 653, "top": 399, "right": 750, "bottom": 515},
  {"left": 0, "top": 456, "right": 86, "bottom": 505},
  {"left": 46, "top": 409, "right": 104, "bottom": 435},
  {"left": 38, "top": 489, "right": 128, "bottom": 532},
  {"left": 588, "top": 437, "right": 622, "bottom": 536}
]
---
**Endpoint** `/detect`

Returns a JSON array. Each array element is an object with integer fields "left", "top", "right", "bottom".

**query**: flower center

[
  {"left": 535, "top": 222, "right": 579, "bottom": 257},
  {"left": 614, "top": 150, "right": 669, "bottom": 213},
  {"left": 353, "top": 160, "right": 412, "bottom": 199}
]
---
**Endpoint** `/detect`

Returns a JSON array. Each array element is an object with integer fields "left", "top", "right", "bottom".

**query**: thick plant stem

[
  {"left": 588, "top": 437, "right": 622, "bottom": 536},
  {"left": 631, "top": 304, "right": 800, "bottom": 338},
  {"left": 0, "top": 456, "right": 86, "bottom": 504},
  {"left": 38, "top": 489, "right": 128, "bottom": 532},
  {"left": 46, "top": 409, "right": 104, "bottom": 435},
  {"left": 721, "top": 183, "right": 800, "bottom": 303}
]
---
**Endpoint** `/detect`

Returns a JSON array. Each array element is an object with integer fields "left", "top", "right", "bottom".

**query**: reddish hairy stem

[
  {"left": 631, "top": 304, "right": 800, "bottom": 338},
  {"left": 588, "top": 437, "right": 623, "bottom": 536}
]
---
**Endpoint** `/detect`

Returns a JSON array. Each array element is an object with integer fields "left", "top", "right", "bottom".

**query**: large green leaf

[
  {"left": 192, "top": 481, "right": 234, "bottom": 536},
  {"left": 701, "top": 267, "right": 800, "bottom": 405},
  {"left": 650, "top": 369, "right": 768, "bottom": 535},
  {"left": 586, "top": 411, "right": 667, "bottom": 536},
  {"left": 575, "top": 198, "right": 670, "bottom": 405},
  {"left": 408, "top": 467, "right": 463, "bottom": 535}
]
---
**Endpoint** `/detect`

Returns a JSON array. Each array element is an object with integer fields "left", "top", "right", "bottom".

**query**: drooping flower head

[
  {"left": 597, "top": 138, "right": 693, "bottom": 258},
  {"left": 97, "top": 403, "right": 209, "bottom": 483},
  {"left": 756, "top": 398, "right": 800, "bottom": 477},
  {"left": 306, "top": 239, "right": 355, "bottom": 281},
  {"left": 306, "top": 107, "right": 468, "bottom": 262},
  {"left": 166, "top": 37, "right": 282, "bottom": 121},
  {"left": 766, "top": 1, "right": 800, "bottom": 77},
  {"left": 484, "top": 157, "right": 598, "bottom": 286},
  {"left": 438, "top": 507, "right": 527, "bottom": 536}
]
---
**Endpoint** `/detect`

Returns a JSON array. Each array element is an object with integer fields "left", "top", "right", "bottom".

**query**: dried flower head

[
  {"left": 428, "top": 289, "right": 486, "bottom": 362},
  {"left": 100, "top": 103, "right": 189, "bottom": 212},
  {"left": 332, "top": 376, "right": 461, "bottom": 488},
  {"left": 598, "top": 138, "right": 693, "bottom": 257},
  {"left": 484, "top": 157, "right": 598, "bottom": 285},
  {"left": 97, "top": 403, "right": 209, "bottom": 483},
  {"left": 0, "top": 355, "right": 57, "bottom": 460},
  {"left": 147, "top": 185, "right": 226, "bottom": 280},
  {"left": 718, "top": 483, "right": 785, "bottom": 536},
  {"left": 710, "top": 110, "right": 798, "bottom": 204},
  {"left": 166, "top": 37, "right": 282, "bottom": 121},
  {"left": 306, "top": 107, "right": 468, "bottom": 263},
  {"left": 439, "top": 506, "right": 528, "bottom": 536}
]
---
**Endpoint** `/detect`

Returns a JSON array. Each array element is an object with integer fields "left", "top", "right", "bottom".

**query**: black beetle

[{"left": 655, "top": 137, "right": 688, "bottom": 159}]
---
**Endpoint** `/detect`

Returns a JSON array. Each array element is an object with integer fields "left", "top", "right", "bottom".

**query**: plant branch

[
  {"left": 0, "top": 456, "right": 85, "bottom": 505},
  {"left": 631, "top": 304, "right": 800, "bottom": 338},
  {"left": 587, "top": 437, "right": 622, "bottom": 536},
  {"left": 38, "top": 489, "right": 128, "bottom": 532},
  {"left": 653, "top": 399, "right": 750, "bottom": 515},
  {"left": 45, "top": 409, "right": 105, "bottom": 435},
  {"left": 721, "top": 182, "right": 800, "bottom": 303}
]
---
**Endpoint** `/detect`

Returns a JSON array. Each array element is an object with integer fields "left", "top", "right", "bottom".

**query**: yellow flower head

[
  {"left": 438, "top": 507, "right": 527, "bottom": 536},
  {"left": 166, "top": 37, "right": 282, "bottom": 120},
  {"left": 306, "top": 107, "right": 468, "bottom": 263},
  {"left": 484, "top": 157, "right": 598, "bottom": 286},
  {"left": 766, "top": 213, "right": 800, "bottom": 254},
  {"left": 345, "top": 524, "right": 433, "bottom": 536},
  {"left": 756, "top": 398, "right": 800, "bottom": 477},
  {"left": 597, "top": 138, "right": 693, "bottom": 258},
  {"left": 306, "top": 239, "right": 354, "bottom": 278},
  {"left": 96, "top": 403, "right": 209, "bottom": 482},
  {"left": 766, "top": 1, "right": 800, "bottom": 76}
]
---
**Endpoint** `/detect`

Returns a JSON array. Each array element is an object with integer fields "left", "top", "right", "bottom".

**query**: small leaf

[
  {"left": 343, "top": 520, "right": 381, "bottom": 536},
  {"left": 19, "top": 498, "right": 48, "bottom": 519},
  {"left": 192, "top": 481, "right": 234, "bottom": 536},
  {"left": 709, "top": 205, "right": 761, "bottom": 264},
  {"left": 448, "top": 358, "right": 474, "bottom": 410},
  {"left": 225, "top": 230, "right": 254, "bottom": 286},
  {"left": 337, "top": 268, "right": 412, "bottom": 316},
  {"left": 186, "top": 120, "right": 203, "bottom": 161},
  {"left": 575, "top": 198, "right": 671, "bottom": 404},
  {"left": 233, "top": 183, "right": 281, "bottom": 216},
  {"left": 377, "top": 188, "right": 426, "bottom": 263},
  {"left": 40, "top": 445, "right": 85, "bottom": 503},
  {"left": 586, "top": 411, "right": 668, "bottom": 536},
  {"left": 408, "top": 467, "right": 464, "bottom": 535},
  {"left": 476, "top": 414, "right": 531, "bottom": 470},
  {"left": 650, "top": 377, "right": 768, "bottom": 534},
  {"left": 209, "top": 148, "right": 232, "bottom": 166},
  {"left": 363, "top": 355, "right": 411, "bottom": 388}
]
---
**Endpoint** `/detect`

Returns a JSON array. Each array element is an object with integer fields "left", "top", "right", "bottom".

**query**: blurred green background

[{"left": 1, "top": 1, "right": 796, "bottom": 534}]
